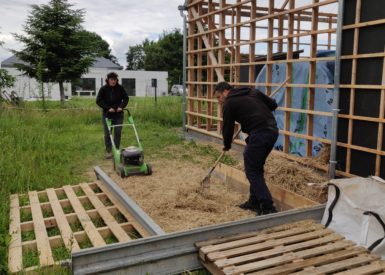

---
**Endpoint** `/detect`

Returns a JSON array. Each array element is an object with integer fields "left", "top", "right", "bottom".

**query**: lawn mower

[{"left": 105, "top": 109, "right": 152, "bottom": 178}]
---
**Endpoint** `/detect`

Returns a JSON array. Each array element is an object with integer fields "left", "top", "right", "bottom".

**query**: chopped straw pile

[{"left": 99, "top": 143, "right": 328, "bottom": 233}]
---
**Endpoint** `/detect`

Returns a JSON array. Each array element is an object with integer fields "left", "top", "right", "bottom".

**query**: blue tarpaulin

[{"left": 255, "top": 51, "right": 335, "bottom": 157}]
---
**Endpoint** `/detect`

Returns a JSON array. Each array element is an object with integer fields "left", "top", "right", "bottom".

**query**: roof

[{"left": 1, "top": 56, "right": 122, "bottom": 70}]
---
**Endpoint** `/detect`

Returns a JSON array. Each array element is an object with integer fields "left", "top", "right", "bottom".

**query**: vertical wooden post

[
  {"left": 296, "top": 12, "right": 301, "bottom": 51},
  {"left": 249, "top": 0, "right": 256, "bottom": 84},
  {"left": 217, "top": 0, "right": 227, "bottom": 135},
  {"left": 346, "top": 0, "right": 361, "bottom": 174},
  {"left": 266, "top": 0, "right": 274, "bottom": 96},
  {"left": 207, "top": 0, "right": 215, "bottom": 131},
  {"left": 278, "top": 15, "right": 284, "bottom": 53},
  {"left": 197, "top": 2, "right": 203, "bottom": 129},
  {"left": 187, "top": 5, "right": 195, "bottom": 128},
  {"left": 284, "top": 0, "right": 295, "bottom": 154},
  {"left": 375, "top": 50, "right": 385, "bottom": 176},
  {"left": 235, "top": 0, "right": 242, "bottom": 84},
  {"left": 306, "top": 0, "right": 319, "bottom": 157}
]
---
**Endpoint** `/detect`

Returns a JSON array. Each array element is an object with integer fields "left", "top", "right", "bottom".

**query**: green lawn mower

[{"left": 106, "top": 109, "right": 152, "bottom": 178}]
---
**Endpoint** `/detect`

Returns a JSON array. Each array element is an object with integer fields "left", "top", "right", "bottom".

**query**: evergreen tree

[{"left": 12, "top": 0, "right": 96, "bottom": 105}]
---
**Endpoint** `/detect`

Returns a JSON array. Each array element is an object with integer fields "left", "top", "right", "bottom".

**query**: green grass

[
  {"left": 78, "top": 236, "right": 93, "bottom": 249},
  {"left": 52, "top": 245, "right": 71, "bottom": 261},
  {"left": 23, "top": 249, "right": 39, "bottom": 268},
  {"left": 21, "top": 230, "right": 35, "bottom": 242},
  {"left": 91, "top": 216, "right": 106, "bottom": 228},
  {"left": 39, "top": 193, "right": 49, "bottom": 203},
  {"left": 114, "top": 212, "right": 127, "bottom": 223},
  {"left": 20, "top": 209, "right": 32, "bottom": 223},
  {"left": 47, "top": 226, "right": 60, "bottom": 237},
  {"left": 42, "top": 207, "right": 54, "bottom": 218},
  {"left": 62, "top": 205, "right": 74, "bottom": 214},
  {"left": 0, "top": 96, "right": 231, "bottom": 273},
  {"left": 69, "top": 219, "right": 83, "bottom": 232},
  {"left": 105, "top": 234, "right": 118, "bottom": 244}
]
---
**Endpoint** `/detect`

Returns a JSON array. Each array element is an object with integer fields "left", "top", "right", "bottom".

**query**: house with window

[{"left": 1, "top": 56, "right": 168, "bottom": 100}]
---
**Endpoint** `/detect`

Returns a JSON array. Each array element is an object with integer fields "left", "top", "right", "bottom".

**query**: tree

[
  {"left": 81, "top": 31, "right": 119, "bottom": 65},
  {"left": 0, "top": 69, "right": 16, "bottom": 91},
  {"left": 125, "top": 29, "right": 183, "bottom": 88},
  {"left": 126, "top": 43, "right": 145, "bottom": 70},
  {"left": 0, "top": 35, "right": 16, "bottom": 91},
  {"left": 12, "top": 0, "right": 96, "bottom": 105},
  {"left": 144, "top": 29, "right": 183, "bottom": 88}
]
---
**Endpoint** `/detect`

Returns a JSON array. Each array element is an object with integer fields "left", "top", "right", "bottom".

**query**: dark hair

[
  {"left": 214, "top": 82, "right": 233, "bottom": 93},
  {"left": 105, "top": 72, "right": 119, "bottom": 84}
]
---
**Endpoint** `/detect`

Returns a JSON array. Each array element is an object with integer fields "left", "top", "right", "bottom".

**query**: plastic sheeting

[
  {"left": 255, "top": 51, "right": 335, "bottom": 156},
  {"left": 321, "top": 177, "right": 385, "bottom": 258}
]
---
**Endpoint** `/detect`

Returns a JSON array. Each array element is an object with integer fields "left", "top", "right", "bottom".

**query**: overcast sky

[{"left": 0, "top": 0, "right": 185, "bottom": 67}]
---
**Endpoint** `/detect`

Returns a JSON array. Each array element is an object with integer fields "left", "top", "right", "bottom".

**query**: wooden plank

[
  {"left": 290, "top": 254, "right": 380, "bottom": 275},
  {"left": 248, "top": 246, "right": 368, "bottom": 275},
  {"left": 94, "top": 181, "right": 151, "bottom": 238},
  {"left": 346, "top": 0, "right": 361, "bottom": 174},
  {"left": 201, "top": 222, "right": 324, "bottom": 255},
  {"left": 46, "top": 188, "right": 80, "bottom": 251},
  {"left": 206, "top": 228, "right": 333, "bottom": 261},
  {"left": 8, "top": 194, "right": 23, "bottom": 273},
  {"left": 375, "top": 49, "right": 385, "bottom": 176},
  {"left": 221, "top": 236, "right": 354, "bottom": 274},
  {"left": 63, "top": 185, "right": 105, "bottom": 247},
  {"left": 196, "top": 220, "right": 317, "bottom": 248},
  {"left": 215, "top": 163, "right": 318, "bottom": 208},
  {"left": 334, "top": 260, "right": 385, "bottom": 275},
  {"left": 79, "top": 183, "right": 131, "bottom": 242},
  {"left": 28, "top": 191, "right": 54, "bottom": 266},
  {"left": 215, "top": 233, "right": 346, "bottom": 269}
]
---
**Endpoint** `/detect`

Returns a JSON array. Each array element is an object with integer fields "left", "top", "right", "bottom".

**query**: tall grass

[{"left": 0, "top": 96, "right": 183, "bottom": 273}]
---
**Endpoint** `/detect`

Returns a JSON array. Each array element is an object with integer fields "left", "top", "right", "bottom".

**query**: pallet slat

[
  {"left": 28, "top": 191, "right": 55, "bottom": 266},
  {"left": 79, "top": 183, "right": 131, "bottom": 242},
  {"left": 8, "top": 194, "right": 23, "bottom": 273},
  {"left": 63, "top": 185, "right": 106, "bottom": 247},
  {"left": 46, "top": 188, "right": 80, "bottom": 251}
]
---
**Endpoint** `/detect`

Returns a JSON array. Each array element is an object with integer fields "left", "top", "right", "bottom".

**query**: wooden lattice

[
  {"left": 8, "top": 181, "right": 151, "bottom": 273},
  {"left": 186, "top": 0, "right": 385, "bottom": 178}
]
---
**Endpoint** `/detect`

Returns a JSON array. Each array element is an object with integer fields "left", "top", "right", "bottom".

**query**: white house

[{"left": 1, "top": 56, "right": 168, "bottom": 100}]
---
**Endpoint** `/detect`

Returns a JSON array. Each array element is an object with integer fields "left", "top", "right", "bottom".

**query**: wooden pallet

[
  {"left": 8, "top": 181, "right": 151, "bottom": 273},
  {"left": 196, "top": 220, "right": 385, "bottom": 275}
]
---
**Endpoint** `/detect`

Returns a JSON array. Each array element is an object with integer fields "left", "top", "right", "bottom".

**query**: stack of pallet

[{"left": 197, "top": 220, "right": 385, "bottom": 274}]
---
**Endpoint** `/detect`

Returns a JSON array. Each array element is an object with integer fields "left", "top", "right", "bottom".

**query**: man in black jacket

[
  {"left": 215, "top": 82, "right": 279, "bottom": 215},
  {"left": 96, "top": 72, "right": 129, "bottom": 159}
]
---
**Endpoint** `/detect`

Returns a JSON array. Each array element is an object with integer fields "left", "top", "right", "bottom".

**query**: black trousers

[
  {"left": 102, "top": 113, "right": 124, "bottom": 152},
  {"left": 244, "top": 128, "right": 278, "bottom": 208}
]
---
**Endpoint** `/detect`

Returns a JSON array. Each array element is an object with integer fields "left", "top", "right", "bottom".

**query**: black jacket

[
  {"left": 96, "top": 84, "right": 129, "bottom": 117},
  {"left": 222, "top": 87, "right": 278, "bottom": 149}
]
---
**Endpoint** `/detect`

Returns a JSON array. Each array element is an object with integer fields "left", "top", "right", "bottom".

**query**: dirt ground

[{"left": 94, "top": 142, "right": 328, "bottom": 233}]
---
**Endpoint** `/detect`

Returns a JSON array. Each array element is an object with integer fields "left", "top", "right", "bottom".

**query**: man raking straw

[{"left": 214, "top": 82, "right": 279, "bottom": 215}]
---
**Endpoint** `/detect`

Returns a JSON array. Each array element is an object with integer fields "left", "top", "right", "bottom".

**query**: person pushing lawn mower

[
  {"left": 96, "top": 72, "right": 129, "bottom": 159},
  {"left": 214, "top": 82, "right": 279, "bottom": 215}
]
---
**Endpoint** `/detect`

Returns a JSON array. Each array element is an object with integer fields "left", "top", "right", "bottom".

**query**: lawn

[{"left": 0, "top": 96, "right": 196, "bottom": 273}]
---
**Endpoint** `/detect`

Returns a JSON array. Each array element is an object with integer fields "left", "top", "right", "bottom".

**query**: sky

[{"left": 0, "top": 0, "right": 186, "bottom": 68}]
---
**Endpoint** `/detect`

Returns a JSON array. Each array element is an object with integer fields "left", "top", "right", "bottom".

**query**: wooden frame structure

[{"left": 186, "top": 0, "right": 385, "bottom": 178}]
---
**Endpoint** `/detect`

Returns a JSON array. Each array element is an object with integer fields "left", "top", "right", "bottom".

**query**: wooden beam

[{"left": 191, "top": 6, "right": 225, "bottom": 81}]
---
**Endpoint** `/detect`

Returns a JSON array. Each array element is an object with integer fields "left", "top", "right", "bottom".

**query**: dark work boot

[
  {"left": 238, "top": 199, "right": 260, "bottom": 212},
  {"left": 257, "top": 200, "right": 278, "bottom": 215}
]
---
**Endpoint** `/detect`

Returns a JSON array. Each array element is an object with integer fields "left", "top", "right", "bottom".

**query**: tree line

[{"left": 1, "top": 0, "right": 183, "bottom": 105}]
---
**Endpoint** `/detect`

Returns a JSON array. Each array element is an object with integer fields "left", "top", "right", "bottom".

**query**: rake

[{"left": 200, "top": 128, "right": 242, "bottom": 189}]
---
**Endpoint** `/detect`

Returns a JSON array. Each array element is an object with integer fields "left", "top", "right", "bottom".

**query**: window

[
  {"left": 73, "top": 78, "right": 96, "bottom": 96},
  {"left": 122, "top": 78, "right": 136, "bottom": 96}
]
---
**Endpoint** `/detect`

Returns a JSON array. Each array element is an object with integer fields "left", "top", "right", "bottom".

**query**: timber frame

[{"left": 185, "top": 0, "right": 385, "bottom": 178}]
